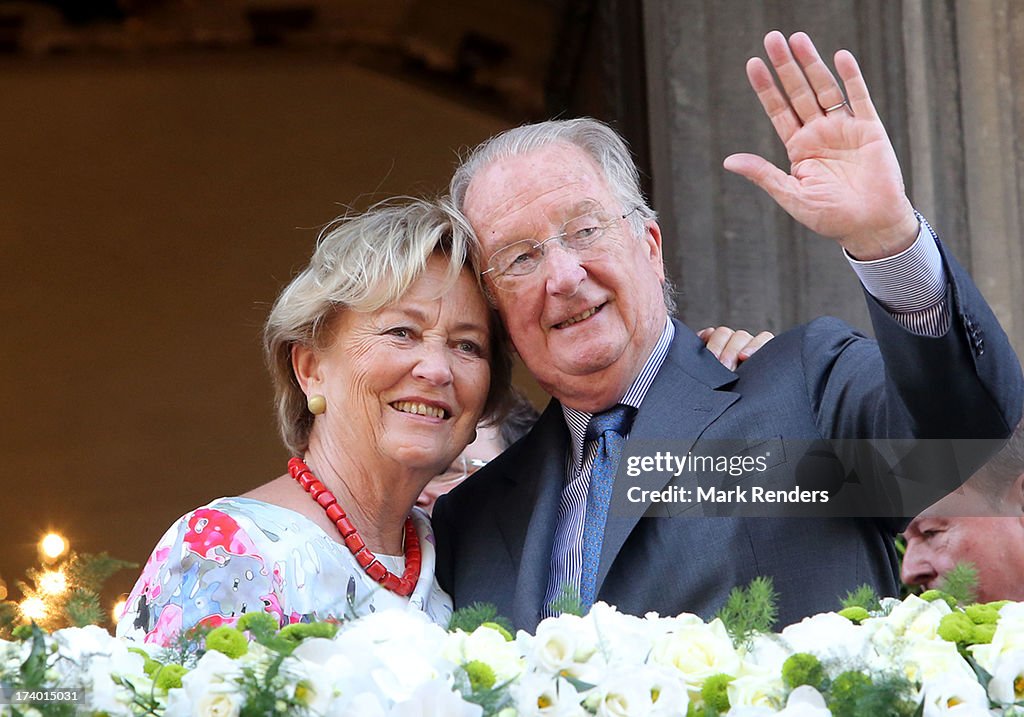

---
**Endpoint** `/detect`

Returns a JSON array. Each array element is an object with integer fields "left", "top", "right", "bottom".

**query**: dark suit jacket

[{"left": 433, "top": 245, "right": 1022, "bottom": 632}]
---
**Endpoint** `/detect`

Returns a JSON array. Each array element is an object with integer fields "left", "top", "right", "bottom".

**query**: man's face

[
  {"left": 901, "top": 485, "right": 1024, "bottom": 602},
  {"left": 462, "top": 142, "right": 668, "bottom": 412}
]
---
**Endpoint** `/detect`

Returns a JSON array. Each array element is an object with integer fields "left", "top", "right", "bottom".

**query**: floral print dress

[{"left": 116, "top": 497, "right": 452, "bottom": 644}]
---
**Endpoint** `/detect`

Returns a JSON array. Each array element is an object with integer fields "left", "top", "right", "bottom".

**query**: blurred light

[
  {"left": 0, "top": 576, "right": 7, "bottom": 601},
  {"left": 38, "top": 570, "right": 67, "bottom": 595},
  {"left": 20, "top": 597, "right": 47, "bottom": 621},
  {"left": 111, "top": 598, "right": 127, "bottom": 625},
  {"left": 40, "top": 533, "right": 68, "bottom": 561}
]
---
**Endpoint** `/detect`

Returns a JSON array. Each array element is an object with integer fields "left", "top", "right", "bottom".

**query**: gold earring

[{"left": 307, "top": 394, "right": 326, "bottom": 415}]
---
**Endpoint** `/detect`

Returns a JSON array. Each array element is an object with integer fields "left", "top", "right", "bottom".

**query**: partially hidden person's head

[
  {"left": 901, "top": 419, "right": 1024, "bottom": 602},
  {"left": 264, "top": 198, "right": 512, "bottom": 478},
  {"left": 451, "top": 118, "right": 673, "bottom": 413},
  {"left": 417, "top": 388, "right": 540, "bottom": 513}
]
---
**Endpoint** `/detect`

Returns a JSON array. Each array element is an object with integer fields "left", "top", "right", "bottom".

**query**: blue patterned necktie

[{"left": 579, "top": 403, "right": 637, "bottom": 608}]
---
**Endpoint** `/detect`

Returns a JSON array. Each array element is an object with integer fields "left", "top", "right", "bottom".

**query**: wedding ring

[{"left": 823, "top": 100, "right": 849, "bottom": 114}]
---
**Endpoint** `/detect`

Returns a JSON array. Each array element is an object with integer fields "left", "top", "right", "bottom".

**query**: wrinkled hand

[
  {"left": 724, "top": 31, "right": 919, "bottom": 260},
  {"left": 697, "top": 326, "right": 775, "bottom": 371}
]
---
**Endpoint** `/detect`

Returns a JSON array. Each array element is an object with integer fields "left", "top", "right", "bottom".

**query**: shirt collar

[{"left": 562, "top": 316, "right": 675, "bottom": 469}]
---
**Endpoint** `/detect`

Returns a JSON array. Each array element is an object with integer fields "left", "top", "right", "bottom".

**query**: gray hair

[
  {"left": 264, "top": 197, "right": 512, "bottom": 455},
  {"left": 450, "top": 117, "right": 676, "bottom": 313}
]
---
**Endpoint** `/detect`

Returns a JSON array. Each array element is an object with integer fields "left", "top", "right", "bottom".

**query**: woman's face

[{"left": 303, "top": 255, "right": 492, "bottom": 481}]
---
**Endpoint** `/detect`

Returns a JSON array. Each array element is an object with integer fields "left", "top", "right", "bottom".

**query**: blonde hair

[{"left": 264, "top": 197, "right": 511, "bottom": 454}]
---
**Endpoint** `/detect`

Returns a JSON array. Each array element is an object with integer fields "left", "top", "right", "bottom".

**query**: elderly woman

[
  {"left": 118, "top": 197, "right": 769, "bottom": 644},
  {"left": 118, "top": 199, "right": 510, "bottom": 642}
]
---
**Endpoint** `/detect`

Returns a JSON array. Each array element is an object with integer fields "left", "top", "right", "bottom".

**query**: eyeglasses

[{"left": 481, "top": 206, "right": 639, "bottom": 289}]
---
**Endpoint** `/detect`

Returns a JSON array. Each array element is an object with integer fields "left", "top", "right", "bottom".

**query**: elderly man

[
  {"left": 433, "top": 31, "right": 1022, "bottom": 630},
  {"left": 902, "top": 420, "right": 1024, "bottom": 603}
]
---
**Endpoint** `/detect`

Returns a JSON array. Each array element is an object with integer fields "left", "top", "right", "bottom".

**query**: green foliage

[
  {"left": 715, "top": 576, "right": 778, "bottom": 647},
  {"left": 840, "top": 584, "right": 881, "bottom": 612},
  {"left": 0, "top": 600, "right": 18, "bottom": 637},
  {"left": 0, "top": 551, "right": 136, "bottom": 637},
  {"left": 548, "top": 583, "right": 585, "bottom": 618},
  {"left": 66, "top": 552, "right": 137, "bottom": 592},
  {"left": 64, "top": 588, "right": 103, "bottom": 627},
  {"left": 206, "top": 626, "right": 249, "bottom": 658},
  {"left": 782, "top": 653, "right": 826, "bottom": 689},
  {"left": 700, "top": 673, "right": 733, "bottom": 712},
  {"left": 825, "top": 673, "right": 917, "bottom": 717},
  {"left": 937, "top": 563, "right": 979, "bottom": 606},
  {"left": 827, "top": 671, "right": 872, "bottom": 717},
  {"left": 448, "top": 601, "right": 515, "bottom": 635}
]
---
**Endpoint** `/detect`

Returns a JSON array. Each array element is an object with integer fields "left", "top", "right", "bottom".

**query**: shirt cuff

[
  {"left": 845, "top": 212, "right": 951, "bottom": 337},
  {"left": 845, "top": 213, "right": 946, "bottom": 312}
]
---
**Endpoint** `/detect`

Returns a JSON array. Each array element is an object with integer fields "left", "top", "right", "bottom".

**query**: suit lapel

[
  {"left": 494, "top": 401, "right": 570, "bottom": 629},
  {"left": 595, "top": 320, "right": 739, "bottom": 592}
]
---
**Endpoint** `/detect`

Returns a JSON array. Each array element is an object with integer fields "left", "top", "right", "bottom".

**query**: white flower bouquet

[{"left": 2, "top": 592, "right": 1023, "bottom": 716}]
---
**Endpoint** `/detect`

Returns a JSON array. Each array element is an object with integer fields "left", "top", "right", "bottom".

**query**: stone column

[{"left": 642, "top": 0, "right": 1023, "bottom": 358}]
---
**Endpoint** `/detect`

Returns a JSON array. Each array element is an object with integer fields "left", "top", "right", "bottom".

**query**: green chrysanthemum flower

[
  {"left": 153, "top": 664, "right": 188, "bottom": 690},
  {"left": 920, "top": 590, "right": 958, "bottom": 609},
  {"left": 700, "top": 673, "right": 733, "bottom": 713},
  {"left": 838, "top": 606, "right": 870, "bottom": 624},
  {"left": 237, "top": 612, "right": 279, "bottom": 633},
  {"left": 279, "top": 621, "right": 338, "bottom": 643},
  {"left": 937, "top": 612, "right": 976, "bottom": 644},
  {"left": 782, "top": 653, "right": 826, "bottom": 689},
  {"left": 828, "top": 671, "right": 872, "bottom": 717},
  {"left": 205, "top": 626, "right": 249, "bottom": 658},
  {"left": 464, "top": 660, "right": 497, "bottom": 691}
]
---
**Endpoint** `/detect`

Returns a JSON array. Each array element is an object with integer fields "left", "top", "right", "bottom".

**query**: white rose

[
  {"left": 389, "top": 678, "right": 483, "bottom": 717},
  {"left": 649, "top": 618, "right": 740, "bottom": 687},
  {"left": 520, "top": 614, "right": 598, "bottom": 677},
  {"left": 331, "top": 609, "right": 453, "bottom": 703},
  {"left": 972, "top": 602, "right": 1024, "bottom": 670},
  {"left": 195, "top": 692, "right": 242, "bottom": 717},
  {"left": 900, "top": 637, "right": 975, "bottom": 684},
  {"left": 170, "top": 649, "right": 243, "bottom": 717},
  {"left": 445, "top": 625, "right": 523, "bottom": 682},
  {"left": 776, "top": 685, "right": 831, "bottom": 717},
  {"left": 920, "top": 672, "right": 989, "bottom": 717},
  {"left": 585, "top": 603, "right": 665, "bottom": 665},
  {"left": 985, "top": 648, "right": 1024, "bottom": 706},
  {"left": 278, "top": 654, "right": 335, "bottom": 715},
  {"left": 584, "top": 665, "right": 688, "bottom": 717},
  {"left": 727, "top": 672, "right": 785, "bottom": 711},
  {"left": 512, "top": 672, "right": 589, "bottom": 717},
  {"left": 780, "top": 613, "right": 869, "bottom": 666},
  {"left": 865, "top": 595, "right": 951, "bottom": 657}
]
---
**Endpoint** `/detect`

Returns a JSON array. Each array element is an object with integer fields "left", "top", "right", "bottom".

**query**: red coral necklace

[{"left": 288, "top": 457, "right": 421, "bottom": 597}]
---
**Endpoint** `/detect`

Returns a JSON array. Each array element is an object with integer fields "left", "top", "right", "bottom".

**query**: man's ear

[
  {"left": 642, "top": 219, "right": 666, "bottom": 283},
  {"left": 291, "top": 343, "right": 321, "bottom": 396}
]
